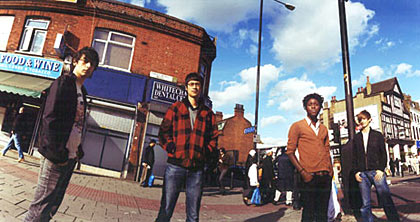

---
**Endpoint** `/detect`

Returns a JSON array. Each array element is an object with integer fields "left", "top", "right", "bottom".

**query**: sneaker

[{"left": 17, "top": 158, "right": 24, "bottom": 163}]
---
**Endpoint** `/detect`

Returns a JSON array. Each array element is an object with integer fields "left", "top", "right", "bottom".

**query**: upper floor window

[
  {"left": 19, "top": 19, "right": 50, "bottom": 54},
  {"left": 92, "top": 29, "right": 135, "bottom": 71},
  {"left": 0, "top": 16, "right": 15, "bottom": 51}
]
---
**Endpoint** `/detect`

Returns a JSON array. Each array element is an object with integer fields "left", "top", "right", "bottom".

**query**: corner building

[{"left": 0, "top": 0, "right": 216, "bottom": 180}]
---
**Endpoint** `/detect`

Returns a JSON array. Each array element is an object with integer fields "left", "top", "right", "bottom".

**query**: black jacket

[
  {"left": 352, "top": 128, "right": 387, "bottom": 172},
  {"left": 38, "top": 74, "right": 87, "bottom": 164},
  {"left": 12, "top": 112, "right": 27, "bottom": 134},
  {"left": 143, "top": 145, "right": 155, "bottom": 167}
]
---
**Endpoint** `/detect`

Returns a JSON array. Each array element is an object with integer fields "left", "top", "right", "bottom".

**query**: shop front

[
  {"left": 81, "top": 67, "right": 146, "bottom": 177},
  {"left": 0, "top": 52, "right": 62, "bottom": 151}
]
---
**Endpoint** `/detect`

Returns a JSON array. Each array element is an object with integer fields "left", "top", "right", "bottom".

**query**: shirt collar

[{"left": 305, "top": 116, "right": 320, "bottom": 129}]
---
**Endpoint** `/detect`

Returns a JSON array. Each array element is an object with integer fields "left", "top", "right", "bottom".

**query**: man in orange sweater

[{"left": 286, "top": 93, "right": 333, "bottom": 222}]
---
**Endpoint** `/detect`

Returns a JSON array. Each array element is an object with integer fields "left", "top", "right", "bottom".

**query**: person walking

[
  {"left": 286, "top": 93, "right": 333, "bottom": 222},
  {"left": 155, "top": 72, "right": 218, "bottom": 222},
  {"left": 273, "top": 147, "right": 295, "bottom": 206},
  {"left": 389, "top": 158, "right": 396, "bottom": 177},
  {"left": 217, "top": 147, "right": 232, "bottom": 194},
  {"left": 24, "top": 47, "right": 99, "bottom": 222},
  {"left": 352, "top": 110, "right": 400, "bottom": 222},
  {"left": 2, "top": 106, "right": 27, "bottom": 162},
  {"left": 141, "top": 139, "right": 156, "bottom": 187}
]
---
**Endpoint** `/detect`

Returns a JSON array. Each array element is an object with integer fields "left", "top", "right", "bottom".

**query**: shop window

[
  {"left": 19, "top": 19, "right": 50, "bottom": 54},
  {"left": 92, "top": 29, "right": 135, "bottom": 71},
  {"left": 0, "top": 16, "right": 14, "bottom": 51}
]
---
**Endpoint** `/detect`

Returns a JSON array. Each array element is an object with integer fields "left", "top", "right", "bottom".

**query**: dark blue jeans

[
  {"left": 358, "top": 170, "right": 400, "bottom": 222},
  {"left": 300, "top": 174, "right": 332, "bottom": 222},
  {"left": 2, "top": 133, "right": 24, "bottom": 158},
  {"left": 24, "top": 157, "right": 76, "bottom": 222},
  {"left": 156, "top": 163, "right": 203, "bottom": 222}
]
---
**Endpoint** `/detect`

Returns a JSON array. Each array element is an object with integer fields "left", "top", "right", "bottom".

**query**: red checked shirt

[{"left": 159, "top": 98, "right": 218, "bottom": 169}]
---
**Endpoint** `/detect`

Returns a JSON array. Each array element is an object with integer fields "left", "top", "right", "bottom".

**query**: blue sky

[{"left": 120, "top": 0, "right": 420, "bottom": 147}]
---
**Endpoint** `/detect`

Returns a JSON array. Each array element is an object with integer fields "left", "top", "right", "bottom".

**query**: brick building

[
  {"left": 322, "top": 76, "right": 414, "bottom": 165},
  {"left": 216, "top": 104, "right": 254, "bottom": 165},
  {"left": 0, "top": 0, "right": 216, "bottom": 180}
]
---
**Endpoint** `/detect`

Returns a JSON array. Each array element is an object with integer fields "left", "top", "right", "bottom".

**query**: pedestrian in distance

[
  {"left": 156, "top": 72, "right": 218, "bottom": 222},
  {"left": 286, "top": 93, "right": 333, "bottom": 222},
  {"left": 273, "top": 146, "right": 295, "bottom": 206},
  {"left": 389, "top": 158, "right": 396, "bottom": 177},
  {"left": 352, "top": 110, "right": 400, "bottom": 222},
  {"left": 24, "top": 47, "right": 99, "bottom": 222},
  {"left": 2, "top": 106, "right": 27, "bottom": 162},
  {"left": 217, "top": 147, "right": 232, "bottom": 195},
  {"left": 141, "top": 139, "right": 156, "bottom": 187}
]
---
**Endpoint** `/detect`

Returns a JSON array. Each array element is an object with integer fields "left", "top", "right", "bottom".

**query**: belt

[{"left": 311, "top": 171, "right": 329, "bottom": 176}]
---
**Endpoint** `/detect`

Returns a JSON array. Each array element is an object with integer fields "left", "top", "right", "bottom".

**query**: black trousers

[{"left": 300, "top": 174, "right": 332, "bottom": 222}]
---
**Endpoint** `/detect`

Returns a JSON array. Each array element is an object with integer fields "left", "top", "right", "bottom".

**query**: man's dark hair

[
  {"left": 302, "top": 93, "right": 324, "bottom": 109},
  {"left": 185, "top": 72, "right": 203, "bottom": 86},
  {"left": 72, "top": 47, "right": 100, "bottom": 71},
  {"left": 357, "top": 110, "right": 371, "bottom": 121},
  {"left": 150, "top": 139, "right": 156, "bottom": 144},
  {"left": 219, "top": 147, "right": 226, "bottom": 154}
]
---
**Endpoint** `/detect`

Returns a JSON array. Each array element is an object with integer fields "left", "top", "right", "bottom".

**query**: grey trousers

[{"left": 24, "top": 157, "right": 76, "bottom": 222}]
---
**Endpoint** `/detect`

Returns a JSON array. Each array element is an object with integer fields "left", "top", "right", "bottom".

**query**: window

[
  {"left": 0, "top": 16, "right": 15, "bottom": 51},
  {"left": 92, "top": 29, "right": 135, "bottom": 71},
  {"left": 19, "top": 19, "right": 49, "bottom": 54}
]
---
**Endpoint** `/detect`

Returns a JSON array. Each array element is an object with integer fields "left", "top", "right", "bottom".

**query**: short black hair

[
  {"left": 149, "top": 139, "right": 156, "bottom": 144},
  {"left": 219, "top": 147, "right": 226, "bottom": 153},
  {"left": 185, "top": 72, "right": 203, "bottom": 86},
  {"left": 72, "top": 47, "right": 99, "bottom": 70},
  {"left": 302, "top": 93, "right": 324, "bottom": 109}
]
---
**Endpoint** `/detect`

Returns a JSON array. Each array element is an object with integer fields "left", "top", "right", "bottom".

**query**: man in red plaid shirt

[{"left": 156, "top": 72, "right": 218, "bottom": 222}]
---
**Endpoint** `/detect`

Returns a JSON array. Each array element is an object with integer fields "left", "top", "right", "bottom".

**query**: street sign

[
  {"left": 244, "top": 126, "right": 255, "bottom": 134},
  {"left": 253, "top": 134, "right": 262, "bottom": 143},
  {"left": 417, "top": 141, "right": 420, "bottom": 148}
]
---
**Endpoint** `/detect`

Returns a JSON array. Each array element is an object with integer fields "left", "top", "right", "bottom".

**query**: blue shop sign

[
  {"left": 147, "top": 79, "right": 187, "bottom": 105},
  {"left": 84, "top": 67, "right": 146, "bottom": 105},
  {"left": 0, "top": 52, "right": 62, "bottom": 79},
  {"left": 417, "top": 141, "right": 420, "bottom": 148}
]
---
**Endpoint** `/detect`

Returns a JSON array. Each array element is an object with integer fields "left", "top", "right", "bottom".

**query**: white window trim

[
  {"left": 93, "top": 30, "right": 135, "bottom": 72},
  {"left": 17, "top": 19, "right": 50, "bottom": 55}
]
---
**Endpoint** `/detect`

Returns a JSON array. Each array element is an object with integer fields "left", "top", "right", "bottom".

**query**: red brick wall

[
  {"left": 0, "top": 0, "right": 213, "bottom": 91},
  {"left": 218, "top": 116, "right": 254, "bottom": 165}
]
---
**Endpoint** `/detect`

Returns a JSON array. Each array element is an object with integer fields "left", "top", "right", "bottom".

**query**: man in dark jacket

[
  {"left": 2, "top": 106, "right": 27, "bottom": 162},
  {"left": 217, "top": 147, "right": 232, "bottom": 194},
  {"left": 24, "top": 47, "right": 99, "bottom": 222},
  {"left": 156, "top": 72, "right": 218, "bottom": 222},
  {"left": 141, "top": 139, "right": 156, "bottom": 187},
  {"left": 352, "top": 110, "right": 399, "bottom": 222}
]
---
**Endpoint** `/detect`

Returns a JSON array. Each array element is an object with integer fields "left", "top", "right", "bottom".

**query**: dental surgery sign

[
  {"left": 150, "top": 79, "right": 187, "bottom": 104},
  {"left": 0, "top": 52, "right": 63, "bottom": 79}
]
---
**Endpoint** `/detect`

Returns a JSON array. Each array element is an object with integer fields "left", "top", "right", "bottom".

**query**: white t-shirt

[{"left": 66, "top": 82, "right": 85, "bottom": 159}]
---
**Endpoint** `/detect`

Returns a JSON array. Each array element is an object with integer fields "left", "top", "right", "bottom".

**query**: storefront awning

[{"left": 0, "top": 71, "right": 53, "bottom": 98}]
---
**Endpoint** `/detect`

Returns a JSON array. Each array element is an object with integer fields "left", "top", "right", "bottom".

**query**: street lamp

[{"left": 254, "top": 0, "right": 295, "bottom": 158}]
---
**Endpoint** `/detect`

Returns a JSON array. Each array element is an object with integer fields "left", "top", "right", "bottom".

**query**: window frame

[
  {"left": 18, "top": 18, "right": 50, "bottom": 55},
  {"left": 0, "top": 15, "right": 15, "bottom": 51},
  {"left": 92, "top": 29, "right": 135, "bottom": 72}
]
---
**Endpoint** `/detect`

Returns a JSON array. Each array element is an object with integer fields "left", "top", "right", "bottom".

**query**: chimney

[
  {"left": 234, "top": 104, "right": 244, "bottom": 117},
  {"left": 366, "top": 76, "right": 372, "bottom": 95},
  {"left": 331, "top": 96, "right": 337, "bottom": 103},
  {"left": 215, "top": 111, "right": 223, "bottom": 122}
]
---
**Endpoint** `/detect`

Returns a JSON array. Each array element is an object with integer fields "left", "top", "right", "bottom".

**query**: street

[{"left": 0, "top": 150, "right": 419, "bottom": 222}]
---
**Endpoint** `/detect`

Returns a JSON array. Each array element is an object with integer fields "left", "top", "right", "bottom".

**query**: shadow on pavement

[{"left": 243, "top": 208, "right": 287, "bottom": 222}]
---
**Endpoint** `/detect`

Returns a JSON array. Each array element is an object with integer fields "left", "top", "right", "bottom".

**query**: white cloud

[
  {"left": 353, "top": 63, "right": 420, "bottom": 87},
  {"left": 156, "top": 0, "right": 257, "bottom": 32},
  {"left": 245, "top": 112, "right": 255, "bottom": 124},
  {"left": 261, "top": 115, "right": 286, "bottom": 127},
  {"left": 259, "top": 137, "right": 287, "bottom": 147},
  {"left": 210, "top": 64, "right": 282, "bottom": 108},
  {"left": 269, "top": 0, "right": 376, "bottom": 71},
  {"left": 269, "top": 75, "right": 336, "bottom": 113},
  {"left": 395, "top": 63, "right": 412, "bottom": 75},
  {"left": 375, "top": 37, "right": 396, "bottom": 51},
  {"left": 118, "top": 0, "right": 146, "bottom": 7}
]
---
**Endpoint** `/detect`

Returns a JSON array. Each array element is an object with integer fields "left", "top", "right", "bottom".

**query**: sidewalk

[{"left": 0, "top": 150, "right": 418, "bottom": 222}]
